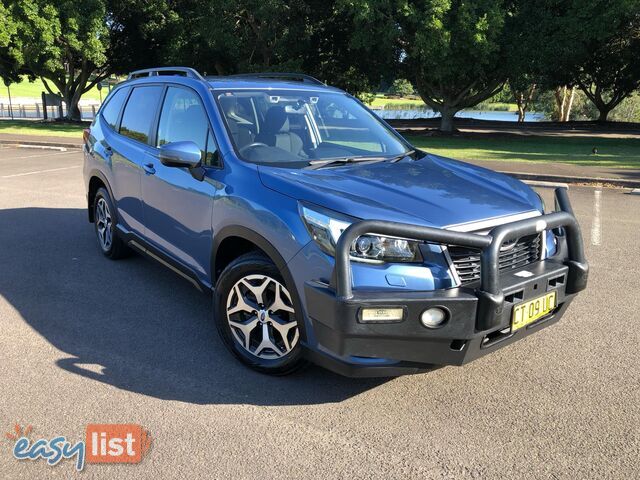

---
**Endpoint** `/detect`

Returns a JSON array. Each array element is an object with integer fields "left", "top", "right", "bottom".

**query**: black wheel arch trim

[
  {"left": 211, "top": 225, "right": 308, "bottom": 340},
  {"left": 87, "top": 169, "right": 117, "bottom": 223},
  {"left": 212, "top": 225, "right": 292, "bottom": 284}
]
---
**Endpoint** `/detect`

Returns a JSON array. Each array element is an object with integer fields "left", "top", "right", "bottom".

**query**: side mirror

[{"left": 158, "top": 141, "right": 202, "bottom": 168}]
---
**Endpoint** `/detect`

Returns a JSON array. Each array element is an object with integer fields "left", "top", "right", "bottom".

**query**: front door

[{"left": 141, "top": 85, "right": 220, "bottom": 281}]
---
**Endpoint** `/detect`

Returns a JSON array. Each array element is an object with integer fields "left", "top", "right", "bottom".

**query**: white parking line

[
  {"left": 13, "top": 144, "right": 68, "bottom": 151},
  {"left": 591, "top": 189, "right": 602, "bottom": 246},
  {"left": 0, "top": 151, "right": 74, "bottom": 160},
  {"left": 1, "top": 165, "right": 81, "bottom": 178}
]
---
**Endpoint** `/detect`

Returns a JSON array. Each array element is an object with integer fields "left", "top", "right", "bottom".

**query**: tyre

[
  {"left": 214, "top": 252, "right": 306, "bottom": 375},
  {"left": 93, "top": 187, "right": 131, "bottom": 259}
]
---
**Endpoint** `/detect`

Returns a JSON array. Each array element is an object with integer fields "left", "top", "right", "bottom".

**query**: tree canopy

[
  {"left": 1, "top": 0, "right": 639, "bottom": 127},
  {"left": 508, "top": 0, "right": 640, "bottom": 122},
  {"left": 0, "top": 1, "right": 21, "bottom": 85},
  {"left": 344, "top": 0, "right": 518, "bottom": 130},
  {"left": 5, "top": 0, "right": 110, "bottom": 119}
]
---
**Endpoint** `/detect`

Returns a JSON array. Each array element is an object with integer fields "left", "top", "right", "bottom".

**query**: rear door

[
  {"left": 107, "top": 85, "right": 163, "bottom": 234},
  {"left": 141, "top": 85, "right": 220, "bottom": 280}
]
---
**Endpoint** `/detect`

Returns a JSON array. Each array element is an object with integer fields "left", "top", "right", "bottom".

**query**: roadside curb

[
  {"left": 498, "top": 170, "right": 640, "bottom": 189},
  {"left": 0, "top": 139, "right": 83, "bottom": 150}
]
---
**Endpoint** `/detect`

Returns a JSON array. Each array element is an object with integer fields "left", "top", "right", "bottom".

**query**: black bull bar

[{"left": 331, "top": 188, "right": 589, "bottom": 331}]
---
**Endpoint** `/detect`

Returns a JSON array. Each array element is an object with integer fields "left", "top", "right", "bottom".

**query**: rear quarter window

[
  {"left": 119, "top": 86, "right": 163, "bottom": 144},
  {"left": 100, "top": 87, "right": 130, "bottom": 130}
]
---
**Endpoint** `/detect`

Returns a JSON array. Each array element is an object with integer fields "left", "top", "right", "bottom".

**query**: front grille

[{"left": 447, "top": 233, "right": 542, "bottom": 285}]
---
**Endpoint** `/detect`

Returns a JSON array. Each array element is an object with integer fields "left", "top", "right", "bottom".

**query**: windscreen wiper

[
  {"left": 389, "top": 149, "right": 416, "bottom": 163},
  {"left": 305, "top": 149, "right": 416, "bottom": 170},
  {"left": 305, "top": 156, "right": 387, "bottom": 170}
]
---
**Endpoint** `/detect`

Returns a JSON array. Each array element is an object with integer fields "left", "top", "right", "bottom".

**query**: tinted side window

[
  {"left": 120, "top": 86, "right": 163, "bottom": 144},
  {"left": 100, "top": 87, "right": 129, "bottom": 130},
  {"left": 157, "top": 87, "right": 208, "bottom": 158}
]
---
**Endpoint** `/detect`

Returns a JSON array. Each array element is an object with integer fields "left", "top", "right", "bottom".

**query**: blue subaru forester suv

[{"left": 83, "top": 67, "right": 588, "bottom": 376}]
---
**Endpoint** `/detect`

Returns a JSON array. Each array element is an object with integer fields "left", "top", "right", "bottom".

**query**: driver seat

[
  {"left": 256, "top": 106, "right": 304, "bottom": 156},
  {"left": 218, "top": 96, "right": 255, "bottom": 149}
]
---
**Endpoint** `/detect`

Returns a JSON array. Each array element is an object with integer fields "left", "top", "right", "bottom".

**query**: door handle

[
  {"left": 104, "top": 146, "right": 113, "bottom": 158},
  {"left": 143, "top": 162, "right": 156, "bottom": 175}
]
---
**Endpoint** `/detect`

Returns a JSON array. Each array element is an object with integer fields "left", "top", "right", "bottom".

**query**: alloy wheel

[
  {"left": 95, "top": 197, "right": 113, "bottom": 251},
  {"left": 226, "top": 274, "right": 299, "bottom": 359}
]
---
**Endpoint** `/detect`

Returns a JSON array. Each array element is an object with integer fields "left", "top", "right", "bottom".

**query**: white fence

[{"left": 0, "top": 102, "right": 100, "bottom": 120}]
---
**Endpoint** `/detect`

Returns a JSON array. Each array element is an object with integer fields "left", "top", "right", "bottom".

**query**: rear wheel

[
  {"left": 214, "top": 252, "right": 306, "bottom": 375},
  {"left": 93, "top": 187, "right": 130, "bottom": 259}
]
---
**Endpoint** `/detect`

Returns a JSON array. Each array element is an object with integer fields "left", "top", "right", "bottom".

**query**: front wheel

[{"left": 213, "top": 252, "right": 306, "bottom": 375}]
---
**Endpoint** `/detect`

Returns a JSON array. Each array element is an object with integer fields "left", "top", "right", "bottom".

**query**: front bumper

[{"left": 303, "top": 188, "right": 589, "bottom": 377}]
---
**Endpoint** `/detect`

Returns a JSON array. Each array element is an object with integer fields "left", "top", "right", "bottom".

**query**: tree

[
  {"left": 574, "top": 5, "right": 640, "bottom": 122},
  {"left": 553, "top": 86, "right": 576, "bottom": 122},
  {"left": 9, "top": 0, "right": 110, "bottom": 121},
  {"left": 512, "top": 0, "right": 640, "bottom": 123},
  {"left": 0, "top": 0, "right": 21, "bottom": 85},
  {"left": 399, "top": 0, "right": 512, "bottom": 132},
  {"left": 388, "top": 79, "right": 414, "bottom": 97},
  {"left": 338, "top": 0, "right": 533, "bottom": 130},
  {"left": 510, "top": 80, "right": 537, "bottom": 123},
  {"left": 171, "top": 0, "right": 308, "bottom": 76},
  {"left": 505, "top": 1, "right": 579, "bottom": 122},
  {"left": 173, "top": 0, "right": 396, "bottom": 96},
  {"left": 107, "top": 0, "right": 182, "bottom": 75}
]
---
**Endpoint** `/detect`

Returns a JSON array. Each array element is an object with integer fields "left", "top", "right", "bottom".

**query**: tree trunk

[
  {"left": 63, "top": 93, "right": 82, "bottom": 121},
  {"left": 513, "top": 85, "right": 535, "bottom": 123},
  {"left": 563, "top": 86, "right": 575, "bottom": 122},
  {"left": 576, "top": 80, "right": 629, "bottom": 123},
  {"left": 554, "top": 86, "right": 576, "bottom": 122},
  {"left": 414, "top": 78, "right": 503, "bottom": 133},
  {"left": 597, "top": 107, "right": 611, "bottom": 122},
  {"left": 554, "top": 87, "right": 566, "bottom": 121},
  {"left": 515, "top": 92, "right": 525, "bottom": 122},
  {"left": 439, "top": 108, "right": 458, "bottom": 133}
]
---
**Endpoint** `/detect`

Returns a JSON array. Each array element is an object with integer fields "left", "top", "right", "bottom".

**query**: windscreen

[{"left": 215, "top": 90, "right": 409, "bottom": 167}]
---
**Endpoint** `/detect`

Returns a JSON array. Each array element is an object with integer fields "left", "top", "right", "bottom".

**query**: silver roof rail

[
  {"left": 230, "top": 72, "right": 324, "bottom": 85},
  {"left": 127, "top": 67, "right": 206, "bottom": 82}
]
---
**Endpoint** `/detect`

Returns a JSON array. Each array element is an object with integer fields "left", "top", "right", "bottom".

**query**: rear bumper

[{"left": 302, "top": 188, "right": 588, "bottom": 377}]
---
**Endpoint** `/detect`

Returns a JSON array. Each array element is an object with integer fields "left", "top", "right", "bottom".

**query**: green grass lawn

[
  {"left": 0, "top": 76, "right": 105, "bottom": 102},
  {"left": 0, "top": 120, "right": 87, "bottom": 138},
  {"left": 404, "top": 133, "right": 640, "bottom": 169},
  {"left": 370, "top": 95, "right": 425, "bottom": 108},
  {"left": 370, "top": 94, "right": 518, "bottom": 112},
  {"left": 476, "top": 101, "right": 518, "bottom": 112}
]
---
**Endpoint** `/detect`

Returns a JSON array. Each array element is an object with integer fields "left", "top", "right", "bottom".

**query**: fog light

[
  {"left": 360, "top": 307, "right": 405, "bottom": 323},
  {"left": 420, "top": 307, "right": 448, "bottom": 328}
]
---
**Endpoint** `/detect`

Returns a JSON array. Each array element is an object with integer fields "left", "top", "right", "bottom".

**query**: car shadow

[{"left": 0, "top": 207, "right": 388, "bottom": 405}]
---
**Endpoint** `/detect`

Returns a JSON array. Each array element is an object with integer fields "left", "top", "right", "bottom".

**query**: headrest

[
  {"left": 263, "top": 106, "right": 289, "bottom": 133},
  {"left": 218, "top": 95, "right": 238, "bottom": 115}
]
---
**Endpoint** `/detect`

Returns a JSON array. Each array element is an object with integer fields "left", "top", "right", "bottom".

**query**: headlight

[{"left": 300, "top": 204, "right": 423, "bottom": 263}]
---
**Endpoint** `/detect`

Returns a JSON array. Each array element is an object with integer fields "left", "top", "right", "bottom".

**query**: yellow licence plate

[{"left": 511, "top": 291, "right": 557, "bottom": 331}]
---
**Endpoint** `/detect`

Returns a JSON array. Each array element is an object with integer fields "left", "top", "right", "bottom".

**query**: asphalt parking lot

[{"left": 0, "top": 145, "right": 638, "bottom": 479}]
